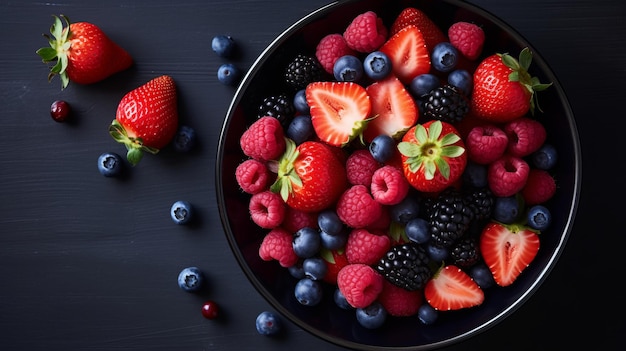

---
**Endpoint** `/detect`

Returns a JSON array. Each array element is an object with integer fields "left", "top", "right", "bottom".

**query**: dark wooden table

[{"left": 1, "top": 0, "right": 623, "bottom": 350}]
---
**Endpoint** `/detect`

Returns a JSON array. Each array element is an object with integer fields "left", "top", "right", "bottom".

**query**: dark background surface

[{"left": 1, "top": 0, "right": 623, "bottom": 350}]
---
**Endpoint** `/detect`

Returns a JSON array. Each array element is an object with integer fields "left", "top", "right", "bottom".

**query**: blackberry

[
  {"left": 375, "top": 243, "right": 431, "bottom": 291},
  {"left": 428, "top": 188, "right": 474, "bottom": 248},
  {"left": 450, "top": 236, "right": 480, "bottom": 268},
  {"left": 285, "top": 54, "right": 323, "bottom": 90},
  {"left": 465, "top": 187, "right": 495, "bottom": 221},
  {"left": 422, "top": 85, "right": 469, "bottom": 124},
  {"left": 257, "top": 94, "right": 295, "bottom": 125}
]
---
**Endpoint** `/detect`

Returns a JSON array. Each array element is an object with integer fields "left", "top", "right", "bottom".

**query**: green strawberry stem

[
  {"left": 270, "top": 138, "right": 302, "bottom": 202},
  {"left": 500, "top": 47, "right": 553, "bottom": 114},
  {"left": 397, "top": 121, "right": 464, "bottom": 180},
  {"left": 108, "top": 119, "right": 160, "bottom": 166},
  {"left": 36, "top": 15, "right": 72, "bottom": 89}
]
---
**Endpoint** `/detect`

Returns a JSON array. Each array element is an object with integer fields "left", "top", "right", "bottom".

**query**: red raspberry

[
  {"left": 465, "top": 124, "right": 509, "bottom": 165},
  {"left": 345, "top": 228, "right": 391, "bottom": 265},
  {"left": 521, "top": 169, "right": 556, "bottom": 205},
  {"left": 315, "top": 33, "right": 356, "bottom": 74},
  {"left": 378, "top": 280, "right": 423, "bottom": 317},
  {"left": 249, "top": 190, "right": 286, "bottom": 229},
  {"left": 343, "top": 11, "right": 388, "bottom": 53},
  {"left": 448, "top": 21, "right": 485, "bottom": 60},
  {"left": 240, "top": 116, "right": 286, "bottom": 161},
  {"left": 345, "top": 149, "right": 381, "bottom": 187},
  {"left": 504, "top": 117, "right": 547, "bottom": 157},
  {"left": 258, "top": 228, "right": 298, "bottom": 268},
  {"left": 336, "top": 263, "right": 384, "bottom": 308},
  {"left": 235, "top": 159, "right": 273, "bottom": 194},
  {"left": 282, "top": 207, "right": 318, "bottom": 233},
  {"left": 370, "top": 165, "right": 410, "bottom": 205},
  {"left": 336, "top": 185, "right": 383, "bottom": 228},
  {"left": 487, "top": 155, "right": 530, "bottom": 197}
]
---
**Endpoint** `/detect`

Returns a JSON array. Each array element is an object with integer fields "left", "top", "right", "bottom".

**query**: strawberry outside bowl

[{"left": 216, "top": 0, "right": 581, "bottom": 349}]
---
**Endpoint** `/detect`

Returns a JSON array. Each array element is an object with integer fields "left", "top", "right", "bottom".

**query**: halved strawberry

[
  {"left": 390, "top": 7, "right": 447, "bottom": 53},
  {"left": 379, "top": 25, "right": 431, "bottom": 85},
  {"left": 479, "top": 221, "right": 540, "bottom": 287},
  {"left": 424, "top": 265, "right": 485, "bottom": 311},
  {"left": 364, "top": 75, "right": 418, "bottom": 142},
  {"left": 306, "top": 81, "right": 371, "bottom": 147}
]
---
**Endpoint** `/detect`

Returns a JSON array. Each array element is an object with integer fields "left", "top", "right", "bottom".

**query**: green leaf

[
  {"left": 440, "top": 145, "right": 465, "bottom": 158},
  {"left": 397, "top": 141, "right": 421, "bottom": 157},
  {"left": 509, "top": 71, "right": 520, "bottom": 82},
  {"left": 501, "top": 53, "right": 520, "bottom": 70},
  {"left": 533, "top": 82, "right": 553, "bottom": 92},
  {"left": 435, "top": 158, "right": 450, "bottom": 179},
  {"left": 428, "top": 120, "right": 442, "bottom": 140},
  {"left": 518, "top": 47, "right": 532, "bottom": 70},
  {"left": 126, "top": 148, "right": 143, "bottom": 166},
  {"left": 36, "top": 47, "right": 57, "bottom": 62},
  {"left": 320, "top": 248, "right": 335, "bottom": 264},
  {"left": 415, "top": 124, "right": 428, "bottom": 144},
  {"left": 440, "top": 133, "right": 460, "bottom": 147},
  {"left": 424, "top": 161, "right": 436, "bottom": 180}
]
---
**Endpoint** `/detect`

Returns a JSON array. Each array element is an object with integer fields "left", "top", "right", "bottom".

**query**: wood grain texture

[{"left": 0, "top": 0, "right": 623, "bottom": 350}]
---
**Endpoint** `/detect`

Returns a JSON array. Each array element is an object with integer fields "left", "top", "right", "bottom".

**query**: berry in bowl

[{"left": 216, "top": 0, "right": 580, "bottom": 349}]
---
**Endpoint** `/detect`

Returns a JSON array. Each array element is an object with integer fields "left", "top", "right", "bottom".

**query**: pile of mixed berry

[{"left": 235, "top": 7, "right": 557, "bottom": 329}]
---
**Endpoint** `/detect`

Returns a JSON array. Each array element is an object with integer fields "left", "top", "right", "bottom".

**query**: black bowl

[{"left": 216, "top": 0, "right": 581, "bottom": 349}]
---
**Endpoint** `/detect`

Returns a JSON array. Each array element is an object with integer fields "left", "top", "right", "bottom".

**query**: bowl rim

[{"left": 216, "top": 0, "right": 582, "bottom": 349}]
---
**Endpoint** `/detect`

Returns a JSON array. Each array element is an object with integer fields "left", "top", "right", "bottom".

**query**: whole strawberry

[
  {"left": 471, "top": 48, "right": 551, "bottom": 123},
  {"left": 398, "top": 120, "right": 467, "bottom": 193},
  {"left": 36, "top": 15, "right": 133, "bottom": 89},
  {"left": 109, "top": 75, "right": 179, "bottom": 166},
  {"left": 271, "top": 139, "right": 348, "bottom": 212}
]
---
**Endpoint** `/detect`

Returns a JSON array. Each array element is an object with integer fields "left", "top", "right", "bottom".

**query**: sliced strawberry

[
  {"left": 479, "top": 221, "right": 540, "bottom": 287},
  {"left": 364, "top": 75, "right": 418, "bottom": 142},
  {"left": 306, "top": 81, "right": 372, "bottom": 147},
  {"left": 379, "top": 25, "right": 431, "bottom": 85},
  {"left": 390, "top": 7, "right": 447, "bottom": 52},
  {"left": 424, "top": 265, "right": 485, "bottom": 311}
]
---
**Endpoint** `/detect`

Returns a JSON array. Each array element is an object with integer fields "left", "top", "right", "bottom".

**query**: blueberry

[
  {"left": 292, "top": 227, "right": 321, "bottom": 258},
  {"left": 431, "top": 42, "right": 459, "bottom": 72},
  {"left": 355, "top": 302, "right": 387, "bottom": 329},
  {"left": 334, "top": 288, "right": 353, "bottom": 310},
  {"left": 405, "top": 218, "right": 430, "bottom": 244},
  {"left": 417, "top": 304, "right": 438, "bottom": 325},
  {"left": 469, "top": 262, "right": 495, "bottom": 289},
  {"left": 217, "top": 63, "right": 241, "bottom": 86},
  {"left": 172, "top": 125, "right": 196, "bottom": 153},
  {"left": 170, "top": 200, "right": 193, "bottom": 225},
  {"left": 317, "top": 210, "right": 344, "bottom": 236},
  {"left": 531, "top": 144, "right": 558, "bottom": 170},
  {"left": 255, "top": 311, "right": 281, "bottom": 335},
  {"left": 389, "top": 196, "right": 420, "bottom": 224},
  {"left": 447, "top": 69, "right": 473, "bottom": 96},
  {"left": 177, "top": 266, "right": 204, "bottom": 292},
  {"left": 369, "top": 134, "right": 395, "bottom": 163},
  {"left": 302, "top": 257, "right": 327, "bottom": 281},
  {"left": 211, "top": 35, "right": 236, "bottom": 58},
  {"left": 363, "top": 51, "right": 391, "bottom": 80},
  {"left": 410, "top": 74, "right": 441, "bottom": 97},
  {"left": 527, "top": 205, "right": 552, "bottom": 231},
  {"left": 320, "top": 230, "right": 348, "bottom": 250},
  {"left": 426, "top": 243, "right": 449, "bottom": 262},
  {"left": 333, "top": 55, "right": 363, "bottom": 82},
  {"left": 293, "top": 89, "right": 310, "bottom": 114},
  {"left": 288, "top": 261, "right": 305, "bottom": 279},
  {"left": 97, "top": 152, "right": 124, "bottom": 177},
  {"left": 294, "top": 278, "right": 323, "bottom": 306},
  {"left": 286, "top": 115, "right": 314, "bottom": 145},
  {"left": 493, "top": 196, "right": 521, "bottom": 224},
  {"left": 463, "top": 161, "right": 488, "bottom": 188}
]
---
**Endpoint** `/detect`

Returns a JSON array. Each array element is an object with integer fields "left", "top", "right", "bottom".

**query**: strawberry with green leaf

[
  {"left": 479, "top": 221, "right": 540, "bottom": 287},
  {"left": 109, "top": 75, "right": 179, "bottom": 166},
  {"left": 36, "top": 15, "right": 132, "bottom": 89},
  {"left": 398, "top": 120, "right": 467, "bottom": 193},
  {"left": 306, "top": 81, "right": 372, "bottom": 147},
  {"left": 471, "top": 47, "right": 552, "bottom": 123},
  {"left": 321, "top": 248, "right": 349, "bottom": 284},
  {"left": 271, "top": 139, "right": 348, "bottom": 213}
]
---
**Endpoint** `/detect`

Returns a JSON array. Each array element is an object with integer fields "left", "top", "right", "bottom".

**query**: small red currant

[
  {"left": 201, "top": 300, "right": 219, "bottom": 320},
  {"left": 50, "top": 100, "right": 71, "bottom": 122}
]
